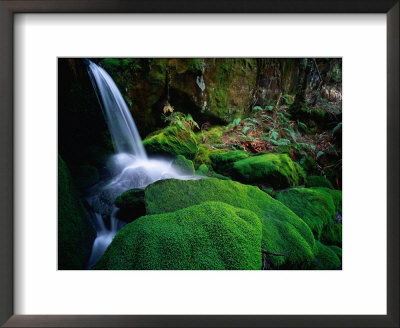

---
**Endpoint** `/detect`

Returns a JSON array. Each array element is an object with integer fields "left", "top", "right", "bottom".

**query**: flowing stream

[{"left": 85, "top": 60, "right": 197, "bottom": 268}]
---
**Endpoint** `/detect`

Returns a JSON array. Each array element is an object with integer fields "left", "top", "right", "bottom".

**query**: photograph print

[{"left": 58, "top": 58, "right": 342, "bottom": 270}]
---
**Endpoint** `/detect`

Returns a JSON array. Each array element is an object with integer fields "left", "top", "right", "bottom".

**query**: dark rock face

[
  {"left": 82, "top": 58, "right": 302, "bottom": 132},
  {"left": 58, "top": 155, "right": 96, "bottom": 269},
  {"left": 114, "top": 189, "right": 146, "bottom": 223}
]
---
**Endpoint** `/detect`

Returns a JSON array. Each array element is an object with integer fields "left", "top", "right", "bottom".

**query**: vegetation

[
  {"left": 58, "top": 57, "right": 342, "bottom": 270},
  {"left": 58, "top": 155, "right": 96, "bottom": 269},
  {"left": 93, "top": 201, "right": 262, "bottom": 270},
  {"left": 145, "top": 178, "right": 316, "bottom": 269},
  {"left": 114, "top": 189, "right": 146, "bottom": 223},
  {"left": 143, "top": 126, "right": 198, "bottom": 159}
]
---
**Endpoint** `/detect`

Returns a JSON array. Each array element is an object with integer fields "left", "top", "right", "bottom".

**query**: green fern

[{"left": 232, "top": 118, "right": 241, "bottom": 128}]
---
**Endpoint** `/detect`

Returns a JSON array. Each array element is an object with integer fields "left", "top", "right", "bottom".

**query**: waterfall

[
  {"left": 84, "top": 60, "right": 199, "bottom": 268},
  {"left": 87, "top": 60, "right": 147, "bottom": 159}
]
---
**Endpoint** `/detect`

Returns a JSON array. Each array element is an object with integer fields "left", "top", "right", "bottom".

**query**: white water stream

[{"left": 85, "top": 61, "right": 197, "bottom": 268}]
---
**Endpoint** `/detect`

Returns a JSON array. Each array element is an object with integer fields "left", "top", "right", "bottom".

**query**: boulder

[
  {"left": 276, "top": 187, "right": 335, "bottom": 240},
  {"left": 306, "top": 175, "right": 334, "bottom": 189},
  {"left": 172, "top": 155, "right": 195, "bottom": 175},
  {"left": 93, "top": 201, "right": 262, "bottom": 270},
  {"left": 232, "top": 153, "right": 306, "bottom": 189},
  {"left": 143, "top": 126, "right": 198, "bottom": 160},
  {"left": 145, "top": 178, "right": 316, "bottom": 269},
  {"left": 311, "top": 241, "right": 341, "bottom": 270},
  {"left": 210, "top": 150, "right": 250, "bottom": 175},
  {"left": 114, "top": 189, "right": 146, "bottom": 223}
]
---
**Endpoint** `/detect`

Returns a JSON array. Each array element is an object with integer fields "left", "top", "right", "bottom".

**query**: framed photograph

[{"left": 0, "top": 1, "right": 398, "bottom": 327}]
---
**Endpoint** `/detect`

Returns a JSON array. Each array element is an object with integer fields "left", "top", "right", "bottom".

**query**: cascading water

[
  {"left": 88, "top": 61, "right": 147, "bottom": 158},
  {"left": 85, "top": 60, "right": 199, "bottom": 268}
]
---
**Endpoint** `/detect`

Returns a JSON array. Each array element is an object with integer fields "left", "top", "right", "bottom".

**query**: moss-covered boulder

[
  {"left": 193, "top": 144, "right": 214, "bottom": 167},
  {"left": 321, "top": 221, "right": 342, "bottom": 247},
  {"left": 114, "top": 189, "right": 146, "bottom": 223},
  {"left": 196, "top": 164, "right": 211, "bottom": 176},
  {"left": 276, "top": 187, "right": 335, "bottom": 240},
  {"left": 329, "top": 245, "right": 342, "bottom": 261},
  {"left": 196, "top": 164, "right": 231, "bottom": 180},
  {"left": 201, "top": 125, "right": 226, "bottom": 145},
  {"left": 58, "top": 155, "right": 96, "bottom": 269},
  {"left": 172, "top": 155, "right": 195, "bottom": 175},
  {"left": 210, "top": 150, "right": 250, "bottom": 175},
  {"left": 232, "top": 153, "right": 306, "bottom": 189},
  {"left": 310, "top": 187, "right": 342, "bottom": 214},
  {"left": 311, "top": 241, "right": 341, "bottom": 270},
  {"left": 93, "top": 201, "right": 262, "bottom": 270},
  {"left": 145, "top": 178, "right": 316, "bottom": 269},
  {"left": 143, "top": 126, "right": 198, "bottom": 160},
  {"left": 307, "top": 187, "right": 342, "bottom": 246},
  {"left": 306, "top": 175, "right": 334, "bottom": 189}
]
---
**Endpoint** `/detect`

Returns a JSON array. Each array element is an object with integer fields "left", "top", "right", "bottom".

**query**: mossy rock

[
  {"left": 202, "top": 125, "right": 226, "bottom": 145},
  {"left": 196, "top": 164, "right": 211, "bottom": 176},
  {"left": 306, "top": 175, "right": 334, "bottom": 189},
  {"left": 196, "top": 164, "right": 231, "bottom": 180},
  {"left": 298, "top": 156, "right": 317, "bottom": 175},
  {"left": 143, "top": 126, "right": 198, "bottom": 160},
  {"left": 145, "top": 178, "right": 316, "bottom": 269},
  {"left": 210, "top": 150, "right": 250, "bottom": 175},
  {"left": 193, "top": 144, "right": 222, "bottom": 168},
  {"left": 172, "top": 155, "right": 195, "bottom": 175},
  {"left": 232, "top": 153, "right": 306, "bottom": 189},
  {"left": 114, "top": 189, "right": 146, "bottom": 223},
  {"left": 321, "top": 221, "right": 342, "bottom": 247},
  {"left": 93, "top": 201, "right": 262, "bottom": 270},
  {"left": 329, "top": 245, "right": 342, "bottom": 261},
  {"left": 72, "top": 165, "right": 99, "bottom": 189},
  {"left": 310, "top": 187, "right": 342, "bottom": 214},
  {"left": 262, "top": 187, "right": 277, "bottom": 199},
  {"left": 311, "top": 241, "right": 341, "bottom": 270},
  {"left": 58, "top": 155, "right": 96, "bottom": 269},
  {"left": 276, "top": 187, "right": 335, "bottom": 240}
]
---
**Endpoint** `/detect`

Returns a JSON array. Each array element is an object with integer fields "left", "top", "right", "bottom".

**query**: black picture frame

[{"left": 0, "top": 1, "right": 398, "bottom": 327}]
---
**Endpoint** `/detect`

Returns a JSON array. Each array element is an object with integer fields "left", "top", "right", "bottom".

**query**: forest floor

[{"left": 201, "top": 86, "right": 342, "bottom": 187}]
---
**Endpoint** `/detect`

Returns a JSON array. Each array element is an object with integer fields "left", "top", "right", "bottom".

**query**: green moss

[
  {"left": 172, "top": 155, "right": 195, "bottom": 175},
  {"left": 196, "top": 164, "right": 211, "bottom": 176},
  {"left": 93, "top": 201, "right": 262, "bottom": 270},
  {"left": 143, "top": 126, "right": 198, "bottom": 160},
  {"left": 58, "top": 155, "right": 96, "bottom": 269},
  {"left": 209, "top": 88, "right": 229, "bottom": 118},
  {"left": 310, "top": 187, "right": 342, "bottom": 214},
  {"left": 329, "top": 245, "right": 342, "bottom": 261},
  {"left": 262, "top": 187, "right": 277, "bottom": 199},
  {"left": 232, "top": 153, "right": 306, "bottom": 189},
  {"left": 72, "top": 165, "right": 99, "bottom": 189},
  {"left": 321, "top": 222, "right": 342, "bottom": 247},
  {"left": 306, "top": 176, "right": 334, "bottom": 189},
  {"left": 311, "top": 241, "right": 341, "bottom": 270},
  {"left": 145, "top": 178, "right": 315, "bottom": 269},
  {"left": 298, "top": 156, "right": 317, "bottom": 175},
  {"left": 193, "top": 144, "right": 214, "bottom": 168},
  {"left": 195, "top": 164, "right": 231, "bottom": 180},
  {"left": 114, "top": 189, "right": 146, "bottom": 223},
  {"left": 276, "top": 187, "right": 335, "bottom": 240},
  {"left": 210, "top": 150, "right": 250, "bottom": 175},
  {"left": 202, "top": 125, "right": 226, "bottom": 145}
]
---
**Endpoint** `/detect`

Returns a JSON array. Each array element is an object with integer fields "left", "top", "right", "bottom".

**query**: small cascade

[
  {"left": 85, "top": 60, "right": 199, "bottom": 268},
  {"left": 87, "top": 60, "right": 147, "bottom": 159}
]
